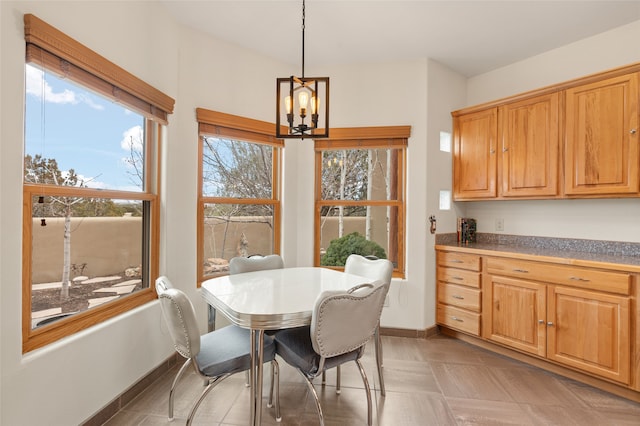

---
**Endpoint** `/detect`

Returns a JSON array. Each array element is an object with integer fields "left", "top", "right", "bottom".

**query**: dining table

[{"left": 200, "top": 266, "right": 372, "bottom": 426}]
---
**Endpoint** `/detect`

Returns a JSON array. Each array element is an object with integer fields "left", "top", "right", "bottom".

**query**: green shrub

[{"left": 320, "top": 232, "right": 387, "bottom": 266}]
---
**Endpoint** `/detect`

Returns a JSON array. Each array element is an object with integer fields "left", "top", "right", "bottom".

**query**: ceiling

[{"left": 160, "top": 1, "right": 640, "bottom": 77}]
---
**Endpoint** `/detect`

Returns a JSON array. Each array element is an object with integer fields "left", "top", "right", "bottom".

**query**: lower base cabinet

[{"left": 436, "top": 247, "right": 638, "bottom": 396}]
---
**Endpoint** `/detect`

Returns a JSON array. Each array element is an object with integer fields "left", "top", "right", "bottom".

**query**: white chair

[
  {"left": 334, "top": 254, "right": 393, "bottom": 396},
  {"left": 229, "top": 254, "right": 285, "bottom": 274},
  {"left": 274, "top": 280, "right": 389, "bottom": 426},
  {"left": 155, "top": 276, "right": 281, "bottom": 424}
]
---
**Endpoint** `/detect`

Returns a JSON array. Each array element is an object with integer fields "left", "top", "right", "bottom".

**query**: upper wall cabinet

[
  {"left": 564, "top": 73, "right": 639, "bottom": 196},
  {"left": 499, "top": 93, "right": 560, "bottom": 198},
  {"left": 453, "top": 108, "right": 497, "bottom": 199},
  {"left": 452, "top": 64, "right": 640, "bottom": 201}
]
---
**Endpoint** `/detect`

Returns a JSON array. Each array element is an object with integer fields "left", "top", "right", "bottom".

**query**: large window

[
  {"left": 314, "top": 127, "right": 409, "bottom": 277},
  {"left": 196, "top": 109, "right": 282, "bottom": 283},
  {"left": 22, "top": 15, "right": 174, "bottom": 352}
]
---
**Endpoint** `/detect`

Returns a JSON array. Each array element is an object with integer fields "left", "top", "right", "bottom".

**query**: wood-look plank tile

[
  {"left": 430, "top": 362, "right": 513, "bottom": 402},
  {"left": 446, "top": 397, "right": 536, "bottom": 425},
  {"left": 376, "top": 390, "right": 456, "bottom": 426}
]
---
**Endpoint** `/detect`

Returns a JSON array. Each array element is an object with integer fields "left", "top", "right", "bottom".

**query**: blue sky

[{"left": 25, "top": 64, "right": 145, "bottom": 191}]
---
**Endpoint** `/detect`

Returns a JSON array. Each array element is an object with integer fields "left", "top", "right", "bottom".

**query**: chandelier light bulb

[
  {"left": 298, "top": 91, "right": 309, "bottom": 114},
  {"left": 285, "top": 96, "right": 292, "bottom": 114}
]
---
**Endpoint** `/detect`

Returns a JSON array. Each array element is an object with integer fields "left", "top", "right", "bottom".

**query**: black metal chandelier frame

[{"left": 276, "top": 0, "right": 329, "bottom": 139}]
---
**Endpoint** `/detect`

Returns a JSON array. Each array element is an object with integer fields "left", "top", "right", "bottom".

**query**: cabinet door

[
  {"left": 453, "top": 108, "right": 497, "bottom": 199},
  {"left": 499, "top": 93, "right": 559, "bottom": 197},
  {"left": 547, "top": 286, "right": 630, "bottom": 384},
  {"left": 483, "top": 274, "right": 546, "bottom": 356},
  {"left": 564, "top": 72, "right": 639, "bottom": 195}
]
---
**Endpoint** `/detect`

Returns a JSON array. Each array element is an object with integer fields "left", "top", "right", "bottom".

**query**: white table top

[{"left": 201, "top": 267, "right": 371, "bottom": 330}]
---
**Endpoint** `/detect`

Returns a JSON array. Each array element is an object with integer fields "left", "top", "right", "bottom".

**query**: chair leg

[
  {"left": 186, "top": 374, "right": 227, "bottom": 426},
  {"left": 168, "top": 358, "right": 191, "bottom": 421},
  {"left": 375, "top": 325, "right": 386, "bottom": 396},
  {"left": 355, "top": 359, "right": 373, "bottom": 426},
  {"left": 321, "top": 370, "right": 326, "bottom": 385},
  {"left": 268, "top": 360, "right": 281, "bottom": 421},
  {"left": 298, "top": 370, "right": 325, "bottom": 426},
  {"left": 336, "top": 365, "right": 341, "bottom": 394}
]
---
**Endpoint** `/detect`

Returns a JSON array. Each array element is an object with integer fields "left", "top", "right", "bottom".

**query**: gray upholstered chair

[
  {"left": 274, "top": 280, "right": 389, "bottom": 426},
  {"left": 340, "top": 254, "right": 393, "bottom": 396},
  {"left": 155, "top": 276, "right": 280, "bottom": 425}
]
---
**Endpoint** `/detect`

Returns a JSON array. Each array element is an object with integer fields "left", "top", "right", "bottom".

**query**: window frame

[
  {"left": 314, "top": 126, "right": 410, "bottom": 278},
  {"left": 22, "top": 14, "right": 173, "bottom": 353},
  {"left": 196, "top": 108, "right": 283, "bottom": 285}
]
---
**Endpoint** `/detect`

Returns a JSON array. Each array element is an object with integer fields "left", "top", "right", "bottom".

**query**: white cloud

[
  {"left": 25, "top": 64, "right": 104, "bottom": 110},
  {"left": 120, "top": 126, "right": 144, "bottom": 152}
]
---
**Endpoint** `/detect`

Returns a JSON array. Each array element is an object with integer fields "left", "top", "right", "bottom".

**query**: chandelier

[{"left": 276, "top": 0, "right": 329, "bottom": 139}]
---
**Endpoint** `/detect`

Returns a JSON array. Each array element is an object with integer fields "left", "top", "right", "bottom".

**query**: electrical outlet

[{"left": 495, "top": 218, "right": 504, "bottom": 231}]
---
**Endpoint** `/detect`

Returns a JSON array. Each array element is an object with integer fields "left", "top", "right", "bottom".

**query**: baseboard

[
  {"left": 81, "top": 353, "right": 181, "bottom": 426},
  {"left": 380, "top": 324, "right": 439, "bottom": 339}
]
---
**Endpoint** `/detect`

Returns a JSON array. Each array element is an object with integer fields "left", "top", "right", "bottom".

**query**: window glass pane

[
  {"left": 30, "top": 196, "right": 146, "bottom": 329},
  {"left": 202, "top": 137, "right": 273, "bottom": 198},
  {"left": 24, "top": 63, "right": 146, "bottom": 192},
  {"left": 321, "top": 148, "right": 399, "bottom": 201},
  {"left": 203, "top": 203, "right": 275, "bottom": 276},
  {"left": 319, "top": 205, "right": 399, "bottom": 268}
]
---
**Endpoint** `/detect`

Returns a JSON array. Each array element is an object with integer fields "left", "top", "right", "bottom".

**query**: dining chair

[
  {"left": 329, "top": 254, "right": 393, "bottom": 396},
  {"left": 155, "top": 276, "right": 281, "bottom": 425},
  {"left": 274, "top": 280, "right": 389, "bottom": 426}
]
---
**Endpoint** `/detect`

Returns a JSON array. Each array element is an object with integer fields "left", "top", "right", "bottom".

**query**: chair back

[
  {"left": 229, "top": 254, "right": 284, "bottom": 274},
  {"left": 344, "top": 254, "right": 393, "bottom": 285},
  {"left": 310, "top": 280, "right": 389, "bottom": 358},
  {"left": 155, "top": 276, "right": 201, "bottom": 359}
]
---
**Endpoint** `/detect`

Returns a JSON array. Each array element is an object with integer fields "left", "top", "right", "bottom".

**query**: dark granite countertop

[{"left": 435, "top": 233, "right": 640, "bottom": 271}]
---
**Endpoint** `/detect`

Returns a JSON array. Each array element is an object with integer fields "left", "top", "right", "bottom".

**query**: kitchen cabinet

[
  {"left": 436, "top": 251, "right": 481, "bottom": 335},
  {"left": 564, "top": 72, "right": 639, "bottom": 196},
  {"left": 451, "top": 63, "right": 640, "bottom": 200},
  {"left": 498, "top": 92, "right": 559, "bottom": 197},
  {"left": 483, "top": 256, "right": 631, "bottom": 384},
  {"left": 452, "top": 108, "right": 497, "bottom": 199}
]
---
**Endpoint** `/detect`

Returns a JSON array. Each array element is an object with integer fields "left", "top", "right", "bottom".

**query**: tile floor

[{"left": 103, "top": 335, "right": 640, "bottom": 425}]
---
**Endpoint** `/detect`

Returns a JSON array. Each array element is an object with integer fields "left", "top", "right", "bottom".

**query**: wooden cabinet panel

[
  {"left": 499, "top": 93, "right": 559, "bottom": 197},
  {"left": 453, "top": 108, "right": 497, "bottom": 199},
  {"left": 483, "top": 275, "right": 547, "bottom": 356},
  {"left": 437, "top": 250, "right": 481, "bottom": 271},
  {"left": 438, "top": 283, "right": 481, "bottom": 312},
  {"left": 547, "top": 285, "right": 630, "bottom": 384},
  {"left": 564, "top": 72, "right": 639, "bottom": 195},
  {"left": 486, "top": 257, "right": 631, "bottom": 295},
  {"left": 437, "top": 303, "right": 480, "bottom": 335}
]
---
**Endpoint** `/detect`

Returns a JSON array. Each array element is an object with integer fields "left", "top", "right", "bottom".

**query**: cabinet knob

[
  {"left": 502, "top": 147, "right": 509, "bottom": 152},
  {"left": 490, "top": 149, "right": 496, "bottom": 154},
  {"left": 631, "top": 129, "right": 637, "bottom": 134},
  {"left": 538, "top": 319, "right": 545, "bottom": 324},
  {"left": 547, "top": 322, "right": 554, "bottom": 326}
]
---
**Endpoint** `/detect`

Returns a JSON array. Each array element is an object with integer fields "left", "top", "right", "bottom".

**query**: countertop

[{"left": 435, "top": 233, "right": 640, "bottom": 272}]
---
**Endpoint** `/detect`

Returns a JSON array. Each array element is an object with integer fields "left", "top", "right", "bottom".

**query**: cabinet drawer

[
  {"left": 437, "top": 251, "right": 481, "bottom": 271},
  {"left": 437, "top": 283, "right": 481, "bottom": 312},
  {"left": 486, "top": 257, "right": 631, "bottom": 295},
  {"left": 438, "top": 267, "right": 481, "bottom": 288},
  {"left": 437, "top": 304, "right": 480, "bottom": 335}
]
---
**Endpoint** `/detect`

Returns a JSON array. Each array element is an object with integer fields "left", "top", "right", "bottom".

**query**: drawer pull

[
  {"left": 513, "top": 268, "right": 529, "bottom": 273},
  {"left": 452, "top": 295, "right": 465, "bottom": 300},
  {"left": 450, "top": 316, "right": 464, "bottom": 322},
  {"left": 569, "top": 276, "right": 591, "bottom": 282},
  {"left": 451, "top": 276, "right": 464, "bottom": 280},
  {"left": 450, "top": 259, "right": 463, "bottom": 263}
]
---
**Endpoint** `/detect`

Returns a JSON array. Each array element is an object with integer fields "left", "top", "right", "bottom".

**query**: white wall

[
  {"left": 1, "top": 2, "right": 180, "bottom": 425},
  {"left": 458, "top": 20, "right": 640, "bottom": 243}
]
